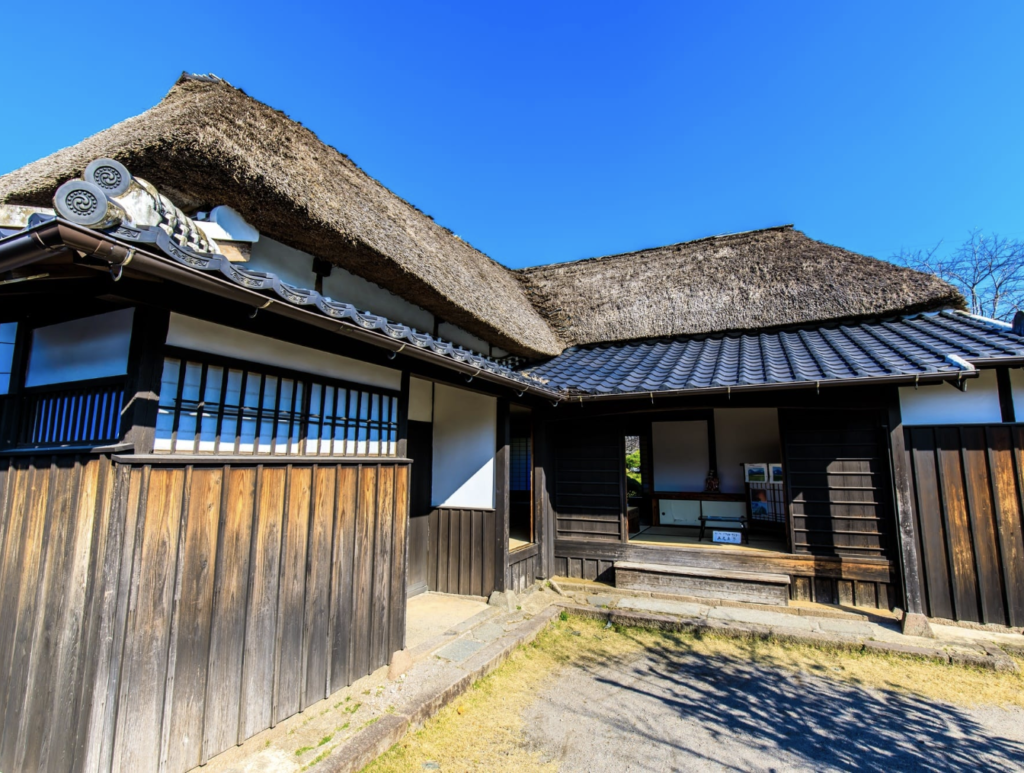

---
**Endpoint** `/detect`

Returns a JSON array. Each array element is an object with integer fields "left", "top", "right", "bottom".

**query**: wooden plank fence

[
  {"left": 905, "top": 425, "right": 1024, "bottom": 628},
  {"left": 0, "top": 454, "right": 409, "bottom": 773}
]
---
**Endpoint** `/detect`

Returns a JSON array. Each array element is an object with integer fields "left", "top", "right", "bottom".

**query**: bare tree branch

[{"left": 892, "top": 229, "right": 1024, "bottom": 320}]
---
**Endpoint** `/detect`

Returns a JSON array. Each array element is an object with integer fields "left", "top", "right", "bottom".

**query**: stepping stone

[
  {"left": 588, "top": 595, "right": 616, "bottom": 608},
  {"left": 815, "top": 618, "right": 876, "bottom": 636},
  {"left": 708, "top": 606, "right": 817, "bottom": 631},
  {"left": 435, "top": 639, "right": 485, "bottom": 664},
  {"left": 617, "top": 597, "right": 704, "bottom": 618},
  {"left": 470, "top": 622, "right": 505, "bottom": 643}
]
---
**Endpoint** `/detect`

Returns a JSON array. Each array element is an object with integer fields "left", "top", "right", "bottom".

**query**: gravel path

[{"left": 522, "top": 647, "right": 1024, "bottom": 772}]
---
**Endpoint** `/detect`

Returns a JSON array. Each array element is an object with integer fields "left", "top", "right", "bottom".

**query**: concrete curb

[
  {"left": 556, "top": 602, "right": 1020, "bottom": 673},
  {"left": 320, "top": 606, "right": 561, "bottom": 773}
]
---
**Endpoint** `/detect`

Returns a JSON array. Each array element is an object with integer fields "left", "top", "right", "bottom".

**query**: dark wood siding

[
  {"left": 904, "top": 424, "right": 1024, "bottom": 628},
  {"left": 553, "top": 539, "right": 894, "bottom": 608},
  {"left": 781, "top": 410, "right": 894, "bottom": 558},
  {"left": 551, "top": 422, "right": 623, "bottom": 542},
  {"left": 508, "top": 544, "right": 541, "bottom": 594},
  {"left": 426, "top": 508, "right": 496, "bottom": 597},
  {"left": 0, "top": 454, "right": 408, "bottom": 773},
  {"left": 0, "top": 454, "right": 120, "bottom": 773}
]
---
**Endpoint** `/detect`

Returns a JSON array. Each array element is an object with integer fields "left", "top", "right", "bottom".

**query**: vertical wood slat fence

[
  {"left": 0, "top": 454, "right": 409, "bottom": 773},
  {"left": 904, "top": 424, "right": 1024, "bottom": 628},
  {"left": 425, "top": 508, "right": 497, "bottom": 598}
]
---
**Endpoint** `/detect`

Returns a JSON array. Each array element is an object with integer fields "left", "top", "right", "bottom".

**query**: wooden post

[
  {"left": 494, "top": 399, "right": 510, "bottom": 593},
  {"left": 397, "top": 370, "right": 410, "bottom": 459},
  {"left": 996, "top": 367, "right": 1016, "bottom": 423},
  {"left": 533, "top": 412, "right": 550, "bottom": 580},
  {"left": 120, "top": 306, "right": 171, "bottom": 453},
  {"left": 887, "top": 396, "right": 934, "bottom": 637}
]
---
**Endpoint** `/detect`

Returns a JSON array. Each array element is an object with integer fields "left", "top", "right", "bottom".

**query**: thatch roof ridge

[
  {"left": 514, "top": 226, "right": 964, "bottom": 348},
  {"left": 518, "top": 224, "right": 797, "bottom": 274},
  {"left": 0, "top": 74, "right": 565, "bottom": 358}
]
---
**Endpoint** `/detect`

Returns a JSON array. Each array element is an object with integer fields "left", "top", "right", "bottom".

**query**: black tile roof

[{"left": 522, "top": 311, "right": 1024, "bottom": 396}]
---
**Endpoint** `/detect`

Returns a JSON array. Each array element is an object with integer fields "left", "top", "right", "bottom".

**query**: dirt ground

[{"left": 366, "top": 616, "right": 1024, "bottom": 772}]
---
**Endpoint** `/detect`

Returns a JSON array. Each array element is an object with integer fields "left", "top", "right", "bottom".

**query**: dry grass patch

[{"left": 362, "top": 615, "right": 1024, "bottom": 772}]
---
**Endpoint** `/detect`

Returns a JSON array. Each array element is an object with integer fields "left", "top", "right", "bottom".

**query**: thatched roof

[
  {"left": 515, "top": 226, "right": 964, "bottom": 347},
  {"left": 0, "top": 74, "right": 564, "bottom": 358}
]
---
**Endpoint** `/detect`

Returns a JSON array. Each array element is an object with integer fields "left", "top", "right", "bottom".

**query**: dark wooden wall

[
  {"left": 426, "top": 508, "right": 497, "bottom": 597},
  {"left": 781, "top": 410, "right": 894, "bottom": 558},
  {"left": 552, "top": 539, "right": 894, "bottom": 608},
  {"left": 508, "top": 544, "right": 541, "bottom": 594},
  {"left": 0, "top": 454, "right": 408, "bottom": 773},
  {"left": 904, "top": 424, "right": 1024, "bottom": 628},
  {"left": 551, "top": 422, "right": 623, "bottom": 542},
  {"left": 0, "top": 454, "right": 119, "bottom": 773}
]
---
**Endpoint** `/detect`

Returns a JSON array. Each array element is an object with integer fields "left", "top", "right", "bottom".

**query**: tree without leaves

[{"left": 893, "top": 230, "right": 1024, "bottom": 321}]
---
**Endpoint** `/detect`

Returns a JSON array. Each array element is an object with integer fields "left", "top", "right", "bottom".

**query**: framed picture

[
  {"left": 744, "top": 463, "right": 767, "bottom": 483},
  {"left": 770, "top": 463, "right": 784, "bottom": 484},
  {"left": 749, "top": 487, "right": 770, "bottom": 516}
]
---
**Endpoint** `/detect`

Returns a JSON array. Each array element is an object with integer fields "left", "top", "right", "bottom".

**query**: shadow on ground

[{"left": 524, "top": 635, "right": 1024, "bottom": 772}]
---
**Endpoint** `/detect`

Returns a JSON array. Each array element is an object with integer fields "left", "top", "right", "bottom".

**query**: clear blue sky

[{"left": 2, "top": 2, "right": 1022, "bottom": 268}]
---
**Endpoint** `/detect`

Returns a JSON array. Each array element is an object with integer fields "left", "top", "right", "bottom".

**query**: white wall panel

[
  {"left": 166, "top": 313, "right": 400, "bottom": 391},
  {"left": 249, "top": 236, "right": 435, "bottom": 333},
  {"left": 899, "top": 369, "right": 1002, "bottom": 425},
  {"left": 714, "top": 408, "right": 782, "bottom": 494},
  {"left": 0, "top": 322, "right": 16, "bottom": 394},
  {"left": 652, "top": 420, "right": 708, "bottom": 492},
  {"left": 409, "top": 377, "right": 434, "bottom": 422},
  {"left": 431, "top": 383, "right": 496, "bottom": 508},
  {"left": 25, "top": 308, "right": 133, "bottom": 387}
]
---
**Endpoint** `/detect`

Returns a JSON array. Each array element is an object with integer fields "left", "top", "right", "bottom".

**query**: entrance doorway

[{"left": 509, "top": 404, "right": 533, "bottom": 550}]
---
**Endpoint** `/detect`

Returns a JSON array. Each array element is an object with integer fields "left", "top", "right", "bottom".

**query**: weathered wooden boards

[
  {"left": 615, "top": 561, "right": 791, "bottom": 606},
  {"left": 551, "top": 424, "right": 623, "bottom": 542},
  {"left": 0, "top": 455, "right": 409, "bottom": 773},
  {"left": 554, "top": 539, "right": 894, "bottom": 609},
  {"left": 905, "top": 425, "right": 1024, "bottom": 627},
  {"left": 781, "top": 410, "right": 893, "bottom": 558},
  {"left": 426, "top": 508, "right": 497, "bottom": 597},
  {"left": 0, "top": 455, "right": 117, "bottom": 773},
  {"left": 508, "top": 544, "right": 541, "bottom": 594}
]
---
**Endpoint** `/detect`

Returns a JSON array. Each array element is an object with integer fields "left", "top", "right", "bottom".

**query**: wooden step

[{"left": 614, "top": 561, "right": 791, "bottom": 606}]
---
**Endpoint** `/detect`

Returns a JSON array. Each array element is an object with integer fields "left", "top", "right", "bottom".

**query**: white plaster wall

[
  {"left": 409, "top": 377, "right": 434, "bottom": 422},
  {"left": 166, "top": 313, "right": 401, "bottom": 391},
  {"left": 248, "top": 237, "right": 435, "bottom": 332},
  {"left": 652, "top": 420, "right": 709, "bottom": 492},
  {"left": 899, "top": 369, "right": 1002, "bottom": 425},
  {"left": 438, "top": 322, "right": 491, "bottom": 355},
  {"left": 431, "top": 383, "right": 496, "bottom": 508},
  {"left": 714, "top": 408, "right": 782, "bottom": 494},
  {"left": 25, "top": 308, "right": 134, "bottom": 388},
  {"left": 0, "top": 322, "right": 16, "bottom": 394}
]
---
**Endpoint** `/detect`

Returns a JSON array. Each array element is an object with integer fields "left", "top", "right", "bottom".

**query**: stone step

[{"left": 614, "top": 560, "right": 791, "bottom": 607}]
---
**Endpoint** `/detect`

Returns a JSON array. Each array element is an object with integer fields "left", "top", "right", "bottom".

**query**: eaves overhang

[{"left": 0, "top": 219, "right": 564, "bottom": 401}]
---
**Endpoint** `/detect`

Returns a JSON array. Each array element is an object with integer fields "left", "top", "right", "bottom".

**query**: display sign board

[{"left": 713, "top": 530, "right": 742, "bottom": 544}]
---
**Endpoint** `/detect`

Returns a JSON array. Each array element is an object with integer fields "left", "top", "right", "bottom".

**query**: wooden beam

[
  {"left": 120, "top": 306, "right": 171, "bottom": 454},
  {"left": 397, "top": 370, "right": 410, "bottom": 459},
  {"left": 494, "top": 400, "right": 510, "bottom": 593},
  {"left": 997, "top": 367, "right": 1016, "bottom": 423},
  {"left": 887, "top": 394, "right": 934, "bottom": 636}
]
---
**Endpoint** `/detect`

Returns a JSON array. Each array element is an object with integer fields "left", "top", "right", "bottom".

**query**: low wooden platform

[{"left": 614, "top": 560, "right": 792, "bottom": 606}]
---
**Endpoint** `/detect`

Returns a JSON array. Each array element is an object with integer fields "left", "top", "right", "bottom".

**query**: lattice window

[
  {"left": 14, "top": 377, "right": 125, "bottom": 448},
  {"left": 155, "top": 349, "right": 400, "bottom": 456},
  {"left": 510, "top": 435, "right": 531, "bottom": 491}
]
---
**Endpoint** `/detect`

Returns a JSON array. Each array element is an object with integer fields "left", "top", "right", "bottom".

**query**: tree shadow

[{"left": 529, "top": 639, "right": 1024, "bottom": 772}]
